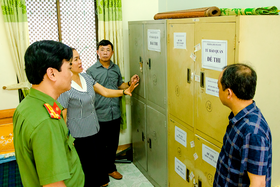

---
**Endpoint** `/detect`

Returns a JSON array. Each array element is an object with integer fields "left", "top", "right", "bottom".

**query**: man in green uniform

[{"left": 13, "top": 40, "right": 84, "bottom": 187}]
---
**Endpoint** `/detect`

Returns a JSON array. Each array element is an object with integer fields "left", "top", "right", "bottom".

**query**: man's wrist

[
  {"left": 123, "top": 89, "right": 127, "bottom": 95},
  {"left": 127, "top": 81, "right": 131, "bottom": 86}
]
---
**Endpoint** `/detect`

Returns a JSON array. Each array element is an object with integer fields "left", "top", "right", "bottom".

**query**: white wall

[
  {"left": 119, "top": 0, "right": 158, "bottom": 145},
  {"left": 159, "top": 0, "right": 280, "bottom": 12},
  {"left": 0, "top": 7, "right": 19, "bottom": 110}
]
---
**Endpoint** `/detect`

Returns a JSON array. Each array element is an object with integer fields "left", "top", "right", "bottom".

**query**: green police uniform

[{"left": 13, "top": 88, "right": 84, "bottom": 187}]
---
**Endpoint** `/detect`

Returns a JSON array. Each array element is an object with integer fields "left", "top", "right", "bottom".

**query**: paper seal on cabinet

[
  {"left": 201, "top": 39, "right": 227, "bottom": 71},
  {"left": 174, "top": 32, "right": 186, "bottom": 49},
  {"left": 148, "top": 29, "right": 161, "bottom": 52}
]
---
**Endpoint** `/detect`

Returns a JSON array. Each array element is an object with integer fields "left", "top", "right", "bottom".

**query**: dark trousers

[
  {"left": 74, "top": 133, "right": 109, "bottom": 187},
  {"left": 98, "top": 117, "right": 121, "bottom": 173}
]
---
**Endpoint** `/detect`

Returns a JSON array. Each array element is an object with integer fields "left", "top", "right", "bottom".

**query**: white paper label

[
  {"left": 202, "top": 39, "right": 227, "bottom": 71},
  {"left": 194, "top": 43, "right": 201, "bottom": 52},
  {"left": 195, "top": 75, "right": 200, "bottom": 82},
  {"left": 189, "top": 171, "right": 195, "bottom": 181},
  {"left": 205, "top": 77, "right": 219, "bottom": 97},
  {"left": 202, "top": 144, "right": 219, "bottom": 168},
  {"left": 190, "top": 53, "right": 196, "bottom": 61},
  {"left": 175, "top": 157, "right": 186, "bottom": 180},
  {"left": 175, "top": 126, "right": 187, "bottom": 147},
  {"left": 148, "top": 29, "right": 161, "bottom": 52},
  {"left": 190, "top": 141, "right": 195, "bottom": 148},
  {"left": 174, "top": 32, "right": 186, "bottom": 49},
  {"left": 193, "top": 153, "right": 198, "bottom": 160}
]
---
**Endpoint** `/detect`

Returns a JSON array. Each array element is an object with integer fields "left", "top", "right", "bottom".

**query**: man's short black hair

[
  {"left": 221, "top": 63, "right": 257, "bottom": 100},
  {"left": 25, "top": 40, "right": 72, "bottom": 85},
  {"left": 97, "top": 39, "right": 114, "bottom": 51}
]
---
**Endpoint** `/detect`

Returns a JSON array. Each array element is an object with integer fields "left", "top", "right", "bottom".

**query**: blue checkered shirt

[{"left": 214, "top": 101, "right": 272, "bottom": 187}]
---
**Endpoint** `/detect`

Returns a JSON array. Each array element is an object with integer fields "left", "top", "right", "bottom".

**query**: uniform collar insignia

[
  {"left": 44, "top": 102, "right": 61, "bottom": 119},
  {"left": 53, "top": 102, "right": 61, "bottom": 116}
]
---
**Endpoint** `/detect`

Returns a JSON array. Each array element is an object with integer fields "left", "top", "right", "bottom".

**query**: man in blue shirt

[{"left": 214, "top": 63, "right": 272, "bottom": 187}]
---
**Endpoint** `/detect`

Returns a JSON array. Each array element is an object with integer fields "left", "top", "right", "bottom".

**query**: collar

[
  {"left": 28, "top": 88, "right": 63, "bottom": 111},
  {"left": 71, "top": 73, "right": 87, "bottom": 92},
  {"left": 228, "top": 101, "right": 256, "bottom": 125},
  {"left": 96, "top": 59, "right": 114, "bottom": 69}
]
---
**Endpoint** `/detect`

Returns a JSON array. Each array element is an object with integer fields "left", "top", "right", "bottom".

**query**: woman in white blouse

[{"left": 58, "top": 48, "right": 138, "bottom": 187}]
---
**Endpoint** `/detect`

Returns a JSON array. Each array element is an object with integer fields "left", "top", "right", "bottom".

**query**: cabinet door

[
  {"left": 144, "top": 23, "right": 166, "bottom": 109},
  {"left": 168, "top": 115, "right": 195, "bottom": 187},
  {"left": 194, "top": 135, "right": 221, "bottom": 187},
  {"left": 147, "top": 106, "right": 167, "bottom": 187},
  {"left": 129, "top": 23, "right": 146, "bottom": 99},
  {"left": 131, "top": 97, "right": 147, "bottom": 171},
  {"left": 167, "top": 22, "right": 195, "bottom": 128},
  {"left": 194, "top": 22, "right": 234, "bottom": 145}
]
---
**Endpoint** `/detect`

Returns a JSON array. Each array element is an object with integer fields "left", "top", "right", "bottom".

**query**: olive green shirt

[{"left": 13, "top": 88, "right": 84, "bottom": 186}]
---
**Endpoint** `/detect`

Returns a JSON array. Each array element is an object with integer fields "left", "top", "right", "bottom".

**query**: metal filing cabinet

[
  {"left": 131, "top": 98, "right": 147, "bottom": 171},
  {"left": 168, "top": 115, "right": 195, "bottom": 187},
  {"left": 194, "top": 19, "right": 234, "bottom": 146},
  {"left": 167, "top": 18, "right": 232, "bottom": 147},
  {"left": 167, "top": 16, "right": 280, "bottom": 187},
  {"left": 167, "top": 22, "right": 195, "bottom": 129},
  {"left": 129, "top": 20, "right": 167, "bottom": 187},
  {"left": 167, "top": 18, "right": 230, "bottom": 187},
  {"left": 194, "top": 135, "right": 221, "bottom": 187}
]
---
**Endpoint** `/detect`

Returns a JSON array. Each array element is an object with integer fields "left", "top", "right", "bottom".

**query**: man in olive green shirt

[{"left": 13, "top": 41, "right": 84, "bottom": 187}]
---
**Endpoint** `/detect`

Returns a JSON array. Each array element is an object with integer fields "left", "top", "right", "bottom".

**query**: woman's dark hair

[
  {"left": 25, "top": 40, "right": 72, "bottom": 84},
  {"left": 97, "top": 39, "right": 114, "bottom": 51},
  {"left": 221, "top": 63, "right": 257, "bottom": 100}
]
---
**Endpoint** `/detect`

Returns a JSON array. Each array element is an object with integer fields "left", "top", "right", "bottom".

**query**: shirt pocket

[
  {"left": 67, "top": 135, "right": 75, "bottom": 150},
  {"left": 66, "top": 135, "right": 79, "bottom": 175},
  {"left": 108, "top": 77, "right": 118, "bottom": 87}
]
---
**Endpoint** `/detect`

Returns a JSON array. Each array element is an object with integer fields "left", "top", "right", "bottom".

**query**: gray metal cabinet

[
  {"left": 129, "top": 20, "right": 167, "bottom": 187},
  {"left": 146, "top": 106, "right": 167, "bottom": 187},
  {"left": 131, "top": 97, "right": 147, "bottom": 171},
  {"left": 129, "top": 23, "right": 145, "bottom": 99}
]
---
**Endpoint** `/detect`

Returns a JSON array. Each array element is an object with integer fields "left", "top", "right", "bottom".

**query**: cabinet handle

[
  {"left": 200, "top": 72, "right": 204, "bottom": 88},
  {"left": 148, "top": 138, "right": 152, "bottom": 148},
  {"left": 149, "top": 58, "right": 151, "bottom": 69},
  {"left": 198, "top": 179, "right": 202, "bottom": 187},
  {"left": 142, "top": 132, "right": 145, "bottom": 141},
  {"left": 187, "top": 68, "right": 191, "bottom": 83},
  {"left": 186, "top": 168, "right": 190, "bottom": 182},
  {"left": 139, "top": 56, "right": 143, "bottom": 73}
]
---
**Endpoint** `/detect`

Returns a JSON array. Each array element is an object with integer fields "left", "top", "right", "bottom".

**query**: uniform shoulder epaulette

[{"left": 44, "top": 102, "right": 61, "bottom": 119}]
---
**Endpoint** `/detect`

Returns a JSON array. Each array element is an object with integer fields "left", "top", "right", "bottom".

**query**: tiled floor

[{"left": 108, "top": 163, "right": 154, "bottom": 187}]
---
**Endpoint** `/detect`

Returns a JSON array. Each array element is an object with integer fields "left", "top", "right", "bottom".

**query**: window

[{"left": 26, "top": 0, "right": 97, "bottom": 71}]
